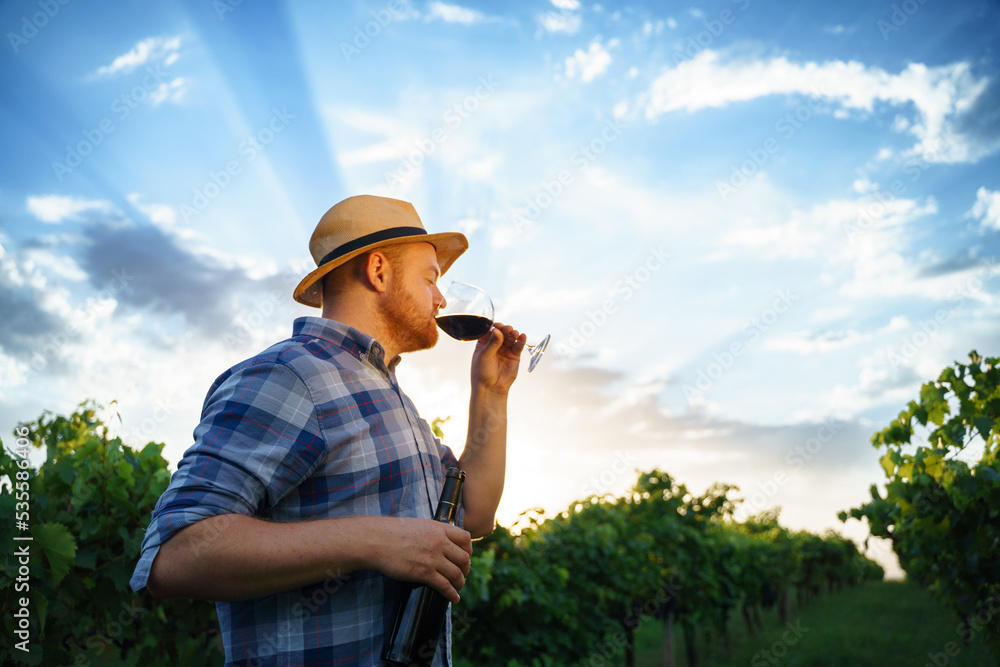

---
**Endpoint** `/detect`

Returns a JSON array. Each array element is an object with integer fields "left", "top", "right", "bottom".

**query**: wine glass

[{"left": 435, "top": 281, "right": 550, "bottom": 372}]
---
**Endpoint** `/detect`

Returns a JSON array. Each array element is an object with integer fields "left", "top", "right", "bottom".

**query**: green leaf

[
  {"left": 33, "top": 521, "right": 77, "bottom": 586},
  {"left": 880, "top": 452, "right": 897, "bottom": 478},
  {"left": 921, "top": 452, "right": 945, "bottom": 480},
  {"left": 972, "top": 416, "right": 995, "bottom": 443},
  {"left": 921, "top": 383, "right": 949, "bottom": 425},
  {"left": 36, "top": 595, "right": 48, "bottom": 638},
  {"left": 75, "top": 548, "right": 97, "bottom": 569}
]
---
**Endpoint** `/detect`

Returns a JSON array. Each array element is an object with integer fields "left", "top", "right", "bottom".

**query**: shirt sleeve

[
  {"left": 130, "top": 359, "right": 324, "bottom": 591},
  {"left": 438, "top": 439, "right": 460, "bottom": 470}
]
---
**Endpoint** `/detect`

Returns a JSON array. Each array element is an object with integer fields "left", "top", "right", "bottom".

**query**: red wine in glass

[
  {"left": 435, "top": 314, "right": 493, "bottom": 341},
  {"left": 435, "top": 281, "right": 550, "bottom": 372}
]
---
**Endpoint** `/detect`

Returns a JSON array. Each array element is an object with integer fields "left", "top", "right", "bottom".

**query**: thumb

[{"left": 479, "top": 327, "right": 503, "bottom": 352}]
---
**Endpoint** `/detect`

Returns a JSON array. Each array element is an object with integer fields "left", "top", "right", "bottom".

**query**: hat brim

[{"left": 293, "top": 232, "right": 468, "bottom": 307}]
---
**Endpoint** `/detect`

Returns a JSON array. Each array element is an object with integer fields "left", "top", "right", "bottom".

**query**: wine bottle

[{"left": 382, "top": 467, "right": 466, "bottom": 666}]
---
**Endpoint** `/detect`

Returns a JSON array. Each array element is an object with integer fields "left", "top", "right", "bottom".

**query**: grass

[{"left": 625, "top": 581, "right": 996, "bottom": 667}]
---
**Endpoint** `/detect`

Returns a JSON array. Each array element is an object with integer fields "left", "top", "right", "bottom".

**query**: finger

[
  {"left": 443, "top": 538, "right": 472, "bottom": 575},
  {"left": 475, "top": 325, "right": 499, "bottom": 347},
  {"left": 493, "top": 322, "right": 519, "bottom": 340},
  {"left": 448, "top": 544, "right": 472, "bottom": 576},
  {"left": 483, "top": 327, "right": 504, "bottom": 351},
  {"left": 493, "top": 323, "right": 525, "bottom": 351},
  {"left": 512, "top": 332, "right": 527, "bottom": 354},
  {"left": 430, "top": 573, "right": 461, "bottom": 604},
  {"left": 440, "top": 560, "right": 467, "bottom": 592},
  {"left": 445, "top": 526, "right": 474, "bottom": 556}
]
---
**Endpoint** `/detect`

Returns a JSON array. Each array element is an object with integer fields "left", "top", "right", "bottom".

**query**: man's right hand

[
  {"left": 147, "top": 513, "right": 474, "bottom": 603},
  {"left": 367, "top": 517, "right": 473, "bottom": 604}
]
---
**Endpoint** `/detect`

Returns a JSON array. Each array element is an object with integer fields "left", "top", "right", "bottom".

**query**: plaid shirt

[{"left": 130, "top": 317, "right": 461, "bottom": 667}]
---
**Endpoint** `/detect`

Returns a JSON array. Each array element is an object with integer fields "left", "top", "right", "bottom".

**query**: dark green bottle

[{"left": 382, "top": 467, "right": 466, "bottom": 666}]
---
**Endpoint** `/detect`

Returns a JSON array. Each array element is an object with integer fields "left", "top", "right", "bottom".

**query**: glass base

[{"left": 527, "top": 334, "right": 550, "bottom": 373}]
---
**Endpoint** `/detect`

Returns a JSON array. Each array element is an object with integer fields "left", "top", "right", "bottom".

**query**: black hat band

[{"left": 317, "top": 226, "right": 427, "bottom": 268}]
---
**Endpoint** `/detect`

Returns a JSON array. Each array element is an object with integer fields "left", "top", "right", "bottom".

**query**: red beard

[{"left": 382, "top": 283, "right": 439, "bottom": 354}]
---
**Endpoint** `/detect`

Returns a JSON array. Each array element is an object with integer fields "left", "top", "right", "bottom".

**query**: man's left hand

[{"left": 471, "top": 321, "right": 525, "bottom": 395}]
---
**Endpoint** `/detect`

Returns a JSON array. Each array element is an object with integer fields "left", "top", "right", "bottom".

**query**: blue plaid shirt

[{"left": 130, "top": 317, "right": 461, "bottom": 666}]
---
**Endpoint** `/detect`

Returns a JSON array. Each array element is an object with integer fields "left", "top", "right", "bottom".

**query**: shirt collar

[{"left": 291, "top": 316, "right": 402, "bottom": 374}]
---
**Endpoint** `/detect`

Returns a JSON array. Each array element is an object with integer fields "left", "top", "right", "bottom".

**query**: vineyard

[
  {"left": 453, "top": 471, "right": 881, "bottom": 666},
  {"left": 841, "top": 351, "right": 1000, "bottom": 656},
  {"left": 1, "top": 352, "right": 998, "bottom": 666}
]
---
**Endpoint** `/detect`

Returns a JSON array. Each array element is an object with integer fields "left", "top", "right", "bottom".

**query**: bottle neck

[{"left": 434, "top": 470, "right": 464, "bottom": 523}]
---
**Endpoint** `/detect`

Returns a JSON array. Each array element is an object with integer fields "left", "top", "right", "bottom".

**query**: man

[{"left": 129, "top": 195, "right": 525, "bottom": 666}]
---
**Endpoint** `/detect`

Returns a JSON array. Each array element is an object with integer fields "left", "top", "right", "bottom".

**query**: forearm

[
  {"left": 147, "top": 513, "right": 381, "bottom": 601},
  {"left": 459, "top": 388, "right": 509, "bottom": 537}
]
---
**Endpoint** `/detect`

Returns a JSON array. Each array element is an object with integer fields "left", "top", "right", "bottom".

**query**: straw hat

[{"left": 293, "top": 195, "right": 468, "bottom": 307}]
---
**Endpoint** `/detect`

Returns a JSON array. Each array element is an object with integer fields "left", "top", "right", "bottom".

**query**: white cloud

[
  {"left": 763, "top": 317, "right": 910, "bottom": 354},
  {"left": 967, "top": 187, "right": 1000, "bottom": 230},
  {"left": 0, "top": 351, "right": 28, "bottom": 388},
  {"left": 26, "top": 195, "right": 114, "bottom": 223},
  {"left": 550, "top": 0, "right": 580, "bottom": 9},
  {"left": 149, "top": 77, "right": 187, "bottom": 106},
  {"left": 564, "top": 38, "right": 616, "bottom": 83},
  {"left": 716, "top": 190, "right": 935, "bottom": 262},
  {"left": 94, "top": 36, "right": 182, "bottom": 77},
  {"left": 823, "top": 25, "right": 854, "bottom": 35},
  {"left": 539, "top": 11, "right": 581, "bottom": 34},
  {"left": 641, "top": 51, "right": 995, "bottom": 164},
  {"left": 463, "top": 153, "right": 503, "bottom": 180},
  {"left": 126, "top": 193, "right": 177, "bottom": 227},
  {"left": 454, "top": 217, "right": 483, "bottom": 236},
  {"left": 710, "top": 181, "right": 993, "bottom": 307},
  {"left": 852, "top": 177, "right": 877, "bottom": 193},
  {"left": 426, "top": 2, "right": 488, "bottom": 25},
  {"left": 24, "top": 246, "right": 89, "bottom": 283},
  {"left": 642, "top": 20, "right": 665, "bottom": 36}
]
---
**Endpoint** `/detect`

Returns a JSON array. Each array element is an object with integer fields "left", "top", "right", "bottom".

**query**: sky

[{"left": 2, "top": 0, "right": 1000, "bottom": 580}]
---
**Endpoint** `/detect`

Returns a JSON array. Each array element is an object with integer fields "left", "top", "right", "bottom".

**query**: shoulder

[
  {"left": 205, "top": 331, "right": 372, "bottom": 407},
  {"left": 203, "top": 336, "right": 319, "bottom": 405}
]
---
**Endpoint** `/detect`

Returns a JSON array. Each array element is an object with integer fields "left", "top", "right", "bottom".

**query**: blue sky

[{"left": 2, "top": 0, "right": 1000, "bottom": 578}]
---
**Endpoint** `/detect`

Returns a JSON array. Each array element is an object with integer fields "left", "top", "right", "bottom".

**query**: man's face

[{"left": 382, "top": 242, "right": 445, "bottom": 354}]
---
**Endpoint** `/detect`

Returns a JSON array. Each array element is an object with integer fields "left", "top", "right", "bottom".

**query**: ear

[{"left": 364, "top": 250, "right": 393, "bottom": 293}]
